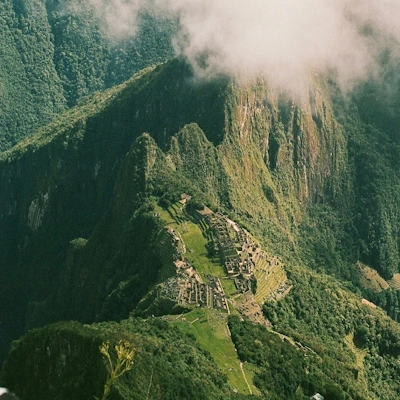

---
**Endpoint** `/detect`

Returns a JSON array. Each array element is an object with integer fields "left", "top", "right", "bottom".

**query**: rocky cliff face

[{"left": 221, "top": 79, "right": 347, "bottom": 205}]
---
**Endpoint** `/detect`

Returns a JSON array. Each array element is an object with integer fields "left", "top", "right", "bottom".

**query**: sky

[{"left": 84, "top": 0, "right": 400, "bottom": 95}]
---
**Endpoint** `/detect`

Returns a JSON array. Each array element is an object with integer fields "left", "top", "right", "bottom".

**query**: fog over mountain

[{"left": 84, "top": 0, "right": 400, "bottom": 95}]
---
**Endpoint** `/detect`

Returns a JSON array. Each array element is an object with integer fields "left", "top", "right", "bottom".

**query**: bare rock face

[{"left": 222, "top": 80, "right": 346, "bottom": 206}]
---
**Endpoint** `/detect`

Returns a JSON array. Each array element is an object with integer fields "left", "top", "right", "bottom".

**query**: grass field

[
  {"left": 166, "top": 308, "right": 259, "bottom": 395},
  {"left": 155, "top": 202, "right": 226, "bottom": 280},
  {"left": 221, "top": 278, "right": 238, "bottom": 297},
  {"left": 180, "top": 223, "right": 226, "bottom": 279},
  {"left": 154, "top": 203, "right": 179, "bottom": 227}
]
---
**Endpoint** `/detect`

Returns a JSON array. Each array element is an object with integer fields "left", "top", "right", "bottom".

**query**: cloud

[
  {"left": 84, "top": 0, "right": 145, "bottom": 38},
  {"left": 84, "top": 0, "right": 400, "bottom": 95}
]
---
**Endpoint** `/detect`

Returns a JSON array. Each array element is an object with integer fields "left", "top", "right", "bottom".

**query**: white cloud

[
  {"left": 85, "top": 0, "right": 144, "bottom": 38},
  {"left": 84, "top": 0, "right": 400, "bottom": 94}
]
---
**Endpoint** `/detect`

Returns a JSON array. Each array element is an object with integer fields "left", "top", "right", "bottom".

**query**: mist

[{"left": 84, "top": 0, "right": 400, "bottom": 95}]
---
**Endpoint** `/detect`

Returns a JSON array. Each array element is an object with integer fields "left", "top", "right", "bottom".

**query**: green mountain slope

[
  {"left": 0, "top": 60, "right": 228, "bottom": 363},
  {"left": 1, "top": 318, "right": 238, "bottom": 400},
  {"left": 2, "top": 59, "right": 400, "bottom": 398},
  {"left": 0, "top": 0, "right": 175, "bottom": 150},
  {"left": 0, "top": 0, "right": 66, "bottom": 149}
]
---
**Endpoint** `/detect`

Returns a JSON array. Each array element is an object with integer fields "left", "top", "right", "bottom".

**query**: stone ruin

[
  {"left": 153, "top": 223, "right": 229, "bottom": 312},
  {"left": 153, "top": 201, "right": 287, "bottom": 316},
  {"left": 203, "top": 211, "right": 266, "bottom": 294},
  {"left": 158, "top": 270, "right": 229, "bottom": 313}
]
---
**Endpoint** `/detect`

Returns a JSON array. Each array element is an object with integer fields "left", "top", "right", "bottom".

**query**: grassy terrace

[
  {"left": 154, "top": 203, "right": 179, "bottom": 227},
  {"left": 387, "top": 273, "right": 400, "bottom": 290},
  {"left": 181, "top": 225, "right": 225, "bottom": 279},
  {"left": 155, "top": 202, "right": 261, "bottom": 393},
  {"left": 165, "top": 308, "right": 259, "bottom": 396},
  {"left": 255, "top": 261, "right": 287, "bottom": 304},
  {"left": 154, "top": 202, "right": 225, "bottom": 280},
  {"left": 354, "top": 262, "right": 390, "bottom": 292},
  {"left": 221, "top": 278, "right": 238, "bottom": 297}
]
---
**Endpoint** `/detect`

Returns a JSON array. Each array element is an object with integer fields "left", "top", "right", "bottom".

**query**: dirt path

[{"left": 240, "top": 362, "right": 252, "bottom": 395}]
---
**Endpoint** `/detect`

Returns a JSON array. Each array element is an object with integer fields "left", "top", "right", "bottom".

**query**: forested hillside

[
  {"left": 2, "top": 57, "right": 400, "bottom": 398},
  {"left": 0, "top": 60, "right": 228, "bottom": 364},
  {"left": 0, "top": 0, "right": 175, "bottom": 150},
  {"left": 2, "top": 319, "right": 238, "bottom": 400}
]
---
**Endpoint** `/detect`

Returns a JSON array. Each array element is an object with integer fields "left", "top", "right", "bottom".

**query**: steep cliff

[{"left": 0, "top": 60, "right": 228, "bottom": 361}]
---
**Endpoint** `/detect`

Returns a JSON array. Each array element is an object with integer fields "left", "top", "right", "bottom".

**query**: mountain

[
  {"left": 1, "top": 319, "right": 237, "bottom": 400},
  {"left": 1, "top": 58, "right": 400, "bottom": 398},
  {"left": 0, "top": 59, "right": 227, "bottom": 363},
  {"left": 0, "top": 0, "right": 175, "bottom": 151}
]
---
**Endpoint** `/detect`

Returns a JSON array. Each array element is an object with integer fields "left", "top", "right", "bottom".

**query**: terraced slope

[{"left": 387, "top": 274, "right": 400, "bottom": 290}]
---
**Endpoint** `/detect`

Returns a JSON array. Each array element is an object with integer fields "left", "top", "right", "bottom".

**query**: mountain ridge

[
  {"left": 2, "top": 59, "right": 400, "bottom": 398},
  {"left": 0, "top": 0, "right": 176, "bottom": 151}
]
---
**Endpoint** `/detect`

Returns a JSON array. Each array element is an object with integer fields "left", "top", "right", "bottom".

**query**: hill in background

[{"left": 0, "top": 0, "right": 175, "bottom": 151}]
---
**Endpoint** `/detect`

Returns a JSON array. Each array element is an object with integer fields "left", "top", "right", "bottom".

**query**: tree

[{"left": 95, "top": 340, "right": 136, "bottom": 400}]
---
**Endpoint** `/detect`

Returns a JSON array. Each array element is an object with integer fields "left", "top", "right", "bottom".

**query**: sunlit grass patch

[{"left": 167, "top": 308, "right": 259, "bottom": 395}]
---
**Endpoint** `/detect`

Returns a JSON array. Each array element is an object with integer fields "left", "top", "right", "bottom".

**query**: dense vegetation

[
  {"left": 229, "top": 316, "right": 348, "bottom": 400},
  {"left": 0, "top": 0, "right": 175, "bottom": 150},
  {"left": 263, "top": 266, "right": 400, "bottom": 399},
  {"left": 2, "top": 46, "right": 400, "bottom": 397},
  {"left": 0, "top": 318, "right": 243, "bottom": 400},
  {"left": 28, "top": 132, "right": 212, "bottom": 326},
  {"left": 294, "top": 83, "right": 400, "bottom": 321}
]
